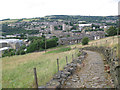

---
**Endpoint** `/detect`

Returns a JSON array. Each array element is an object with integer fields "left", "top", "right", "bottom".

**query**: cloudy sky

[{"left": 0, "top": 0, "right": 119, "bottom": 20}]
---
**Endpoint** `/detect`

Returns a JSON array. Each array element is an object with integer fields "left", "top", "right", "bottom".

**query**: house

[
  {"left": 86, "top": 31, "right": 105, "bottom": 40},
  {"left": 59, "top": 36, "right": 82, "bottom": 45}
]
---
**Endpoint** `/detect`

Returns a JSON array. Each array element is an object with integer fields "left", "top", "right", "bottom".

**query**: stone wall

[
  {"left": 83, "top": 46, "right": 120, "bottom": 88},
  {"left": 39, "top": 49, "right": 87, "bottom": 88}
]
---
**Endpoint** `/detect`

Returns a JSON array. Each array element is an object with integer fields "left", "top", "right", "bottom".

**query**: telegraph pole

[
  {"left": 44, "top": 32, "right": 47, "bottom": 53},
  {"left": 118, "top": 1, "right": 120, "bottom": 65},
  {"left": 45, "top": 35, "right": 46, "bottom": 52}
]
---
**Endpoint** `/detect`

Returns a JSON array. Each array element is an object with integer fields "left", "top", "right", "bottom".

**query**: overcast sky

[{"left": 0, "top": 0, "right": 119, "bottom": 20}]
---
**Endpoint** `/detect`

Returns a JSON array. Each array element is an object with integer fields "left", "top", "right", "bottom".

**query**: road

[{"left": 63, "top": 50, "right": 114, "bottom": 88}]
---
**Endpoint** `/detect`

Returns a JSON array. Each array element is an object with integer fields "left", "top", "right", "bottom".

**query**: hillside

[
  {"left": 2, "top": 36, "right": 119, "bottom": 88},
  {"left": 2, "top": 47, "right": 78, "bottom": 88}
]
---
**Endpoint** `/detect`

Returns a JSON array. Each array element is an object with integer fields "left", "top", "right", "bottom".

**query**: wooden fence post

[
  {"left": 113, "top": 36, "right": 114, "bottom": 43},
  {"left": 106, "top": 40, "right": 107, "bottom": 44},
  {"left": 33, "top": 68, "right": 38, "bottom": 88},
  {"left": 57, "top": 58, "right": 59, "bottom": 72},
  {"left": 66, "top": 56, "right": 68, "bottom": 64},
  {"left": 72, "top": 54, "right": 73, "bottom": 60}
]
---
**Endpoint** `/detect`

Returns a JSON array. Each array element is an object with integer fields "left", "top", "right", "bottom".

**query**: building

[
  {"left": 59, "top": 36, "right": 82, "bottom": 45},
  {"left": 79, "top": 24, "right": 92, "bottom": 31},
  {"left": 59, "top": 31, "right": 105, "bottom": 45},
  {"left": 86, "top": 31, "right": 105, "bottom": 40},
  {"left": 50, "top": 25, "right": 54, "bottom": 32},
  {"left": 62, "top": 24, "right": 66, "bottom": 31},
  {"left": 0, "top": 39, "right": 24, "bottom": 49}
]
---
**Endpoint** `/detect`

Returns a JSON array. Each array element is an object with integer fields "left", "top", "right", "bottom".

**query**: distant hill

[
  {"left": 45, "top": 15, "right": 118, "bottom": 22},
  {"left": 0, "top": 15, "right": 118, "bottom": 24}
]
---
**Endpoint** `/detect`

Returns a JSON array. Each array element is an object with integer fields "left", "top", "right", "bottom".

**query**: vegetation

[
  {"left": 2, "top": 45, "right": 26, "bottom": 57},
  {"left": 1, "top": 15, "right": 119, "bottom": 88},
  {"left": 106, "top": 26, "right": 119, "bottom": 36},
  {"left": 2, "top": 37, "right": 59, "bottom": 57},
  {"left": 2, "top": 49, "right": 16, "bottom": 57},
  {"left": 54, "top": 25, "right": 62, "bottom": 30},
  {"left": 27, "top": 37, "right": 58, "bottom": 53},
  {"left": 2, "top": 34, "right": 119, "bottom": 88},
  {"left": 82, "top": 37, "right": 89, "bottom": 45},
  {"left": 91, "top": 24, "right": 100, "bottom": 29},
  {"left": 46, "top": 47, "right": 71, "bottom": 54},
  {"left": 2, "top": 48, "right": 78, "bottom": 88},
  {"left": 2, "top": 24, "right": 39, "bottom": 35},
  {"left": 77, "top": 52, "right": 82, "bottom": 57},
  {"left": 45, "top": 15, "right": 117, "bottom": 23}
]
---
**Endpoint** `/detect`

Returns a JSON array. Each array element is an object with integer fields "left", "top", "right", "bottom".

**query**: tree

[
  {"left": 71, "top": 25, "right": 78, "bottom": 30},
  {"left": 82, "top": 37, "right": 89, "bottom": 45},
  {"left": 92, "top": 24, "right": 100, "bottom": 29},
  {"left": 26, "top": 41, "right": 38, "bottom": 53},
  {"left": 106, "top": 26, "right": 118, "bottom": 36},
  {"left": 26, "top": 37, "right": 58, "bottom": 53},
  {"left": 54, "top": 26, "right": 58, "bottom": 30}
]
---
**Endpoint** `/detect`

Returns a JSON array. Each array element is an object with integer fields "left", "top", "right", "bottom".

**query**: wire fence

[
  {"left": 19, "top": 36, "right": 119, "bottom": 88},
  {"left": 7, "top": 48, "right": 79, "bottom": 88},
  {"left": 32, "top": 48, "right": 79, "bottom": 88}
]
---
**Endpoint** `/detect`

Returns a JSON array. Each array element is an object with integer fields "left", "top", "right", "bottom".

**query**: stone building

[
  {"left": 59, "top": 36, "right": 82, "bottom": 45},
  {"left": 59, "top": 31, "right": 105, "bottom": 45},
  {"left": 62, "top": 24, "right": 66, "bottom": 31},
  {"left": 50, "top": 25, "right": 54, "bottom": 33}
]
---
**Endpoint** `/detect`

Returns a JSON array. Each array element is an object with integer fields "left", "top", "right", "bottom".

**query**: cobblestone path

[{"left": 63, "top": 50, "right": 114, "bottom": 88}]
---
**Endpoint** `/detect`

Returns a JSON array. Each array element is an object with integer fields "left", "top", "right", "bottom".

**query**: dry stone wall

[
  {"left": 39, "top": 49, "right": 87, "bottom": 88},
  {"left": 83, "top": 46, "right": 120, "bottom": 88}
]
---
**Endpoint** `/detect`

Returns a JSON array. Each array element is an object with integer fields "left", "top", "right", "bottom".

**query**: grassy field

[
  {"left": 46, "top": 47, "right": 71, "bottom": 54},
  {"left": 2, "top": 47, "right": 78, "bottom": 88}
]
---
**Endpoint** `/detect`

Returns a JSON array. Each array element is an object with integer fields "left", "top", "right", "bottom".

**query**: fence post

[
  {"left": 33, "top": 68, "right": 38, "bottom": 88},
  {"left": 66, "top": 56, "right": 68, "bottom": 64},
  {"left": 113, "top": 36, "right": 114, "bottom": 43},
  {"left": 57, "top": 58, "right": 59, "bottom": 72},
  {"left": 72, "top": 54, "right": 74, "bottom": 60},
  {"left": 106, "top": 40, "right": 107, "bottom": 44}
]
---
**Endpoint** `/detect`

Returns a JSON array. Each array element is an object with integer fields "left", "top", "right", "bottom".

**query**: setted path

[{"left": 63, "top": 50, "right": 114, "bottom": 88}]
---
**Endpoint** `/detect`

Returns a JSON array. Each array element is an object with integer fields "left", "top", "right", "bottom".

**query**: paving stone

[{"left": 62, "top": 50, "right": 114, "bottom": 88}]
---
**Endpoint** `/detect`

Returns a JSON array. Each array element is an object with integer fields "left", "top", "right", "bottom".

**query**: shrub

[
  {"left": 20, "top": 50, "right": 26, "bottom": 55},
  {"left": 77, "top": 52, "right": 81, "bottom": 57},
  {"left": 82, "top": 37, "right": 89, "bottom": 45},
  {"left": 2, "top": 49, "right": 16, "bottom": 57}
]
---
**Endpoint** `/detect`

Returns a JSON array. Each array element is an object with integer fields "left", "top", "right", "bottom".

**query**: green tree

[
  {"left": 26, "top": 41, "right": 38, "bottom": 53},
  {"left": 106, "top": 26, "right": 117, "bottom": 36},
  {"left": 82, "top": 37, "right": 89, "bottom": 45}
]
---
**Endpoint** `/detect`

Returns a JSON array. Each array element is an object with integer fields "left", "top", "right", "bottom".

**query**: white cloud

[{"left": 0, "top": 0, "right": 119, "bottom": 20}]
